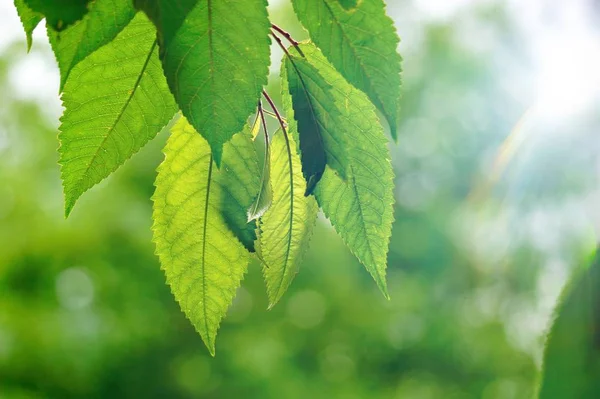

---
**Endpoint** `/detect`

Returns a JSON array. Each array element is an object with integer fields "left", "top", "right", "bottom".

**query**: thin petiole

[{"left": 270, "top": 25, "right": 304, "bottom": 57}]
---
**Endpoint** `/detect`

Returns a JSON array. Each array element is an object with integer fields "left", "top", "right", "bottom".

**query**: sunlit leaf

[
  {"left": 48, "top": 0, "right": 136, "bottom": 90},
  {"left": 59, "top": 13, "right": 177, "bottom": 216},
  {"left": 284, "top": 43, "right": 394, "bottom": 297},
  {"left": 538, "top": 250, "right": 600, "bottom": 398},
  {"left": 137, "top": 0, "right": 271, "bottom": 166},
  {"left": 259, "top": 130, "right": 318, "bottom": 307},
  {"left": 292, "top": 0, "right": 402, "bottom": 139},
  {"left": 152, "top": 117, "right": 252, "bottom": 355},
  {"left": 13, "top": 0, "right": 43, "bottom": 51}
]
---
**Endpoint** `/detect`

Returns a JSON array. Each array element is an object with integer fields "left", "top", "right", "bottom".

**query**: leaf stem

[{"left": 270, "top": 26, "right": 304, "bottom": 57}]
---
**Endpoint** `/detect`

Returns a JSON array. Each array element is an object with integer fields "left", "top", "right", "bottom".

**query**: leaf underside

[
  {"left": 260, "top": 131, "right": 318, "bottom": 307},
  {"left": 285, "top": 43, "right": 394, "bottom": 298},
  {"left": 538, "top": 250, "right": 600, "bottom": 398},
  {"left": 292, "top": 0, "right": 402, "bottom": 139},
  {"left": 247, "top": 129, "right": 273, "bottom": 222},
  {"left": 284, "top": 54, "right": 348, "bottom": 195},
  {"left": 145, "top": 0, "right": 272, "bottom": 166},
  {"left": 48, "top": 0, "right": 136, "bottom": 90},
  {"left": 152, "top": 117, "right": 252, "bottom": 355},
  {"left": 59, "top": 13, "right": 177, "bottom": 216}
]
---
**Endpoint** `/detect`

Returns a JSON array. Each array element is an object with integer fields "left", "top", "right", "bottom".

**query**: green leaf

[
  {"left": 47, "top": 0, "right": 136, "bottom": 90},
  {"left": 538, "top": 250, "right": 600, "bottom": 398},
  {"left": 286, "top": 43, "right": 394, "bottom": 297},
  {"left": 283, "top": 54, "right": 348, "bottom": 195},
  {"left": 292, "top": 0, "right": 402, "bottom": 139},
  {"left": 247, "top": 129, "right": 272, "bottom": 222},
  {"left": 139, "top": 0, "right": 271, "bottom": 166},
  {"left": 13, "top": 0, "right": 43, "bottom": 52},
  {"left": 24, "top": 0, "right": 91, "bottom": 31},
  {"left": 215, "top": 125, "right": 261, "bottom": 252},
  {"left": 59, "top": 13, "right": 177, "bottom": 216},
  {"left": 337, "top": 0, "right": 358, "bottom": 10},
  {"left": 260, "top": 130, "right": 318, "bottom": 307},
  {"left": 152, "top": 117, "right": 252, "bottom": 355}
]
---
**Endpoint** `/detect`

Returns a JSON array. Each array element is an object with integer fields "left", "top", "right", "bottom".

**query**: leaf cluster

[{"left": 12, "top": 0, "right": 402, "bottom": 354}]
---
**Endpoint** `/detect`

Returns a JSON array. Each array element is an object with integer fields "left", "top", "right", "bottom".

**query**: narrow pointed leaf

[
  {"left": 59, "top": 13, "right": 177, "bottom": 216},
  {"left": 538, "top": 250, "right": 600, "bottom": 398},
  {"left": 47, "top": 0, "right": 136, "bottom": 90},
  {"left": 14, "top": 0, "right": 43, "bottom": 51},
  {"left": 285, "top": 43, "right": 394, "bottom": 297},
  {"left": 24, "top": 0, "right": 91, "bottom": 31},
  {"left": 283, "top": 54, "right": 348, "bottom": 194},
  {"left": 138, "top": 0, "right": 271, "bottom": 166},
  {"left": 247, "top": 133, "right": 272, "bottom": 222},
  {"left": 260, "top": 131, "right": 318, "bottom": 307},
  {"left": 292, "top": 0, "right": 402, "bottom": 139},
  {"left": 250, "top": 113, "right": 262, "bottom": 141},
  {"left": 215, "top": 126, "right": 261, "bottom": 252},
  {"left": 152, "top": 117, "right": 252, "bottom": 355}
]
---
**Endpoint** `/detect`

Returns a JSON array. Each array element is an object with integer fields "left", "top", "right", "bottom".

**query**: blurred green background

[{"left": 1, "top": 1, "right": 600, "bottom": 398}]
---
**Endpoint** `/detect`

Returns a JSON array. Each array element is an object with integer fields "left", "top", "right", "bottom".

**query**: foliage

[
  {"left": 12, "top": 0, "right": 402, "bottom": 353},
  {"left": 538, "top": 249, "right": 600, "bottom": 398}
]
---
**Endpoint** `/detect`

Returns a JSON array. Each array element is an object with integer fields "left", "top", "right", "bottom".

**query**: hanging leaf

[
  {"left": 152, "top": 117, "right": 253, "bottom": 355},
  {"left": 215, "top": 125, "right": 261, "bottom": 252},
  {"left": 283, "top": 54, "right": 348, "bottom": 195},
  {"left": 247, "top": 127, "right": 273, "bottom": 222},
  {"left": 292, "top": 0, "right": 402, "bottom": 139},
  {"left": 538, "top": 250, "right": 600, "bottom": 398},
  {"left": 13, "top": 0, "right": 43, "bottom": 51},
  {"left": 137, "top": 0, "right": 271, "bottom": 166},
  {"left": 24, "top": 0, "right": 91, "bottom": 31},
  {"left": 59, "top": 13, "right": 177, "bottom": 216},
  {"left": 285, "top": 43, "right": 394, "bottom": 297},
  {"left": 47, "top": 0, "right": 136, "bottom": 90},
  {"left": 260, "top": 130, "right": 318, "bottom": 307}
]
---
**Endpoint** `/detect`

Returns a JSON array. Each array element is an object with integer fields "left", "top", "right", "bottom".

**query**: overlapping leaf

[
  {"left": 292, "top": 0, "right": 402, "bottom": 139},
  {"left": 48, "top": 0, "right": 136, "bottom": 90},
  {"left": 59, "top": 13, "right": 177, "bottom": 216},
  {"left": 260, "top": 130, "right": 318, "bottom": 307},
  {"left": 24, "top": 0, "right": 91, "bottom": 30},
  {"left": 14, "top": 0, "right": 43, "bottom": 51},
  {"left": 284, "top": 43, "right": 394, "bottom": 297},
  {"left": 152, "top": 117, "right": 253, "bottom": 355},
  {"left": 538, "top": 250, "right": 600, "bottom": 398},
  {"left": 283, "top": 54, "right": 347, "bottom": 194},
  {"left": 138, "top": 0, "right": 271, "bottom": 166},
  {"left": 247, "top": 125, "right": 273, "bottom": 222},
  {"left": 215, "top": 126, "right": 261, "bottom": 252}
]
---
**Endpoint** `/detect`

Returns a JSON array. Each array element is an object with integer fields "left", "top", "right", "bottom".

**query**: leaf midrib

[
  {"left": 201, "top": 154, "right": 214, "bottom": 348},
  {"left": 73, "top": 39, "right": 157, "bottom": 192},
  {"left": 320, "top": 0, "right": 390, "bottom": 119}
]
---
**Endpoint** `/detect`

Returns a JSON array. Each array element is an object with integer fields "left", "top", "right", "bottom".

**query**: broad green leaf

[
  {"left": 286, "top": 43, "right": 394, "bottom": 297},
  {"left": 260, "top": 130, "right": 318, "bottom": 307},
  {"left": 215, "top": 125, "right": 261, "bottom": 252},
  {"left": 47, "top": 0, "right": 136, "bottom": 90},
  {"left": 283, "top": 54, "right": 348, "bottom": 195},
  {"left": 14, "top": 0, "right": 43, "bottom": 51},
  {"left": 247, "top": 129, "right": 272, "bottom": 222},
  {"left": 139, "top": 0, "right": 271, "bottom": 166},
  {"left": 292, "top": 0, "right": 402, "bottom": 139},
  {"left": 24, "top": 0, "right": 91, "bottom": 31},
  {"left": 152, "top": 117, "right": 252, "bottom": 355},
  {"left": 59, "top": 13, "right": 177, "bottom": 216},
  {"left": 538, "top": 250, "right": 600, "bottom": 398}
]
